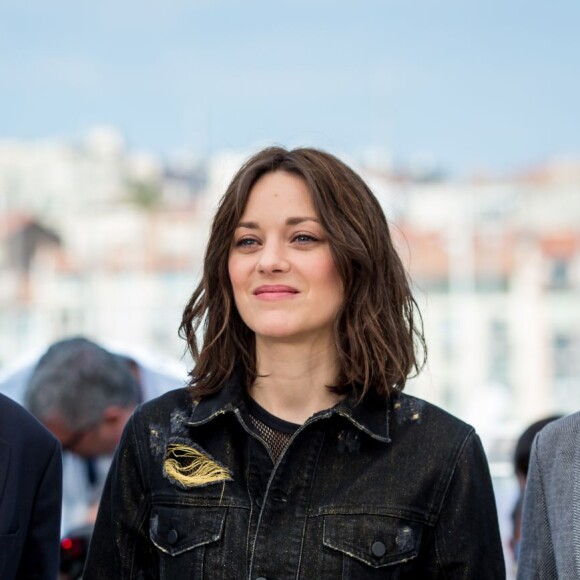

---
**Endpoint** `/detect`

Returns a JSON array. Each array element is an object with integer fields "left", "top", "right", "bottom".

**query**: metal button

[
  {"left": 167, "top": 529, "right": 179, "bottom": 545},
  {"left": 371, "top": 541, "right": 386, "bottom": 557}
]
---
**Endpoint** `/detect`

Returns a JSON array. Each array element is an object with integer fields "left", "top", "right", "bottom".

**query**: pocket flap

[
  {"left": 150, "top": 505, "right": 226, "bottom": 556},
  {"left": 0, "top": 529, "right": 20, "bottom": 555},
  {"left": 323, "top": 514, "right": 422, "bottom": 568}
]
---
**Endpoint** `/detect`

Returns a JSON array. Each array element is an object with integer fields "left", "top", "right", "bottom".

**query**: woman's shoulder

[
  {"left": 388, "top": 393, "right": 476, "bottom": 459},
  {"left": 134, "top": 386, "right": 196, "bottom": 425},
  {"left": 390, "top": 392, "right": 473, "bottom": 435}
]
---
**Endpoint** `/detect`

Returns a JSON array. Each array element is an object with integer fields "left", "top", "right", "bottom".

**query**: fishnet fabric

[{"left": 249, "top": 414, "right": 294, "bottom": 462}]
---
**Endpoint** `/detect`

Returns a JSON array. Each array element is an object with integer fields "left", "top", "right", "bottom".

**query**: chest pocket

[
  {"left": 150, "top": 505, "right": 226, "bottom": 578},
  {"left": 322, "top": 514, "right": 422, "bottom": 579}
]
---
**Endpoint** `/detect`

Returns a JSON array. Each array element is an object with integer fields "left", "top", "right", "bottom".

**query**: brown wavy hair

[{"left": 179, "top": 146, "right": 426, "bottom": 401}]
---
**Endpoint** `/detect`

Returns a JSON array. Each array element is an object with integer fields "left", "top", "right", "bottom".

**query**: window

[
  {"left": 552, "top": 332, "right": 580, "bottom": 409},
  {"left": 488, "top": 319, "right": 509, "bottom": 386}
]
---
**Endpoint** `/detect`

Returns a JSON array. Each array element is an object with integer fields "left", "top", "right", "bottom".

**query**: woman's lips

[{"left": 254, "top": 285, "right": 299, "bottom": 300}]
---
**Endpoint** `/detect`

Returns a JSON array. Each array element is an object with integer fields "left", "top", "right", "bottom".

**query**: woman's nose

[{"left": 257, "top": 241, "right": 290, "bottom": 273}]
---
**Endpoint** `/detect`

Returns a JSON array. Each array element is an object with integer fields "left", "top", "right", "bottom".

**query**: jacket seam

[
  {"left": 127, "top": 408, "right": 152, "bottom": 579},
  {"left": 433, "top": 427, "right": 475, "bottom": 578},
  {"left": 432, "top": 425, "right": 474, "bottom": 516}
]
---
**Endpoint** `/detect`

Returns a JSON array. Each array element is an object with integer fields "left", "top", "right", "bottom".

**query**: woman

[{"left": 84, "top": 147, "right": 505, "bottom": 579}]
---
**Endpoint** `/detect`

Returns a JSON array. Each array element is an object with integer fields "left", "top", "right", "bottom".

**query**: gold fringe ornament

[{"left": 163, "top": 443, "right": 232, "bottom": 488}]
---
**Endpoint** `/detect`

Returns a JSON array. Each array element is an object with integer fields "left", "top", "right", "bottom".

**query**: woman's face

[{"left": 228, "top": 171, "right": 343, "bottom": 345}]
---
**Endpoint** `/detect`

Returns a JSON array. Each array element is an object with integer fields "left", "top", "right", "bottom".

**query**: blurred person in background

[
  {"left": 510, "top": 415, "right": 562, "bottom": 565},
  {"left": 517, "top": 411, "right": 580, "bottom": 579},
  {"left": 84, "top": 146, "right": 505, "bottom": 578},
  {"left": 0, "top": 392, "right": 62, "bottom": 579},
  {"left": 0, "top": 336, "right": 186, "bottom": 533},
  {"left": 26, "top": 337, "right": 142, "bottom": 459},
  {"left": 21, "top": 337, "right": 185, "bottom": 578}
]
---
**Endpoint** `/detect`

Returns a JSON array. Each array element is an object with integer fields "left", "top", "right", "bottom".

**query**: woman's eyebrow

[
  {"left": 236, "top": 221, "right": 259, "bottom": 229},
  {"left": 286, "top": 216, "right": 320, "bottom": 226},
  {"left": 236, "top": 216, "right": 319, "bottom": 229}
]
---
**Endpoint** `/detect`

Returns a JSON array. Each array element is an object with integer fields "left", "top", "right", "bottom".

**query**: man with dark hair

[
  {"left": 0, "top": 393, "right": 62, "bottom": 579},
  {"left": 514, "top": 416, "right": 563, "bottom": 487}
]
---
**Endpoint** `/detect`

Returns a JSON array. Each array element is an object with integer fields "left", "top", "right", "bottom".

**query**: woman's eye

[
  {"left": 235, "top": 238, "right": 259, "bottom": 247},
  {"left": 292, "top": 234, "right": 318, "bottom": 244}
]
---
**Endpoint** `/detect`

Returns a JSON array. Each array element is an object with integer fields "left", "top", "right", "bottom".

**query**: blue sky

[{"left": 1, "top": 0, "right": 579, "bottom": 175}]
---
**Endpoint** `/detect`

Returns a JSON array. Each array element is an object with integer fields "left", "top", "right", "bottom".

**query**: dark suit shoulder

[{"left": 0, "top": 392, "right": 59, "bottom": 451}]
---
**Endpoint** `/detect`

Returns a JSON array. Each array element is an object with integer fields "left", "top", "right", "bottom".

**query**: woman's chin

[
  {"left": 254, "top": 327, "right": 300, "bottom": 342},
  {"left": 253, "top": 324, "right": 334, "bottom": 346}
]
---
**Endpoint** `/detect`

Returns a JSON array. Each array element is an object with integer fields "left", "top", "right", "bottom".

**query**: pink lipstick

[{"left": 254, "top": 285, "right": 299, "bottom": 300}]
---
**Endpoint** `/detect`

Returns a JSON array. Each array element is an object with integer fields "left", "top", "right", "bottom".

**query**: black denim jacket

[{"left": 84, "top": 375, "right": 505, "bottom": 579}]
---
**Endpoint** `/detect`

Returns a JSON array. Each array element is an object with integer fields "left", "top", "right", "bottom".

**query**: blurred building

[
  {"left": 0, "top": 127, "right": 207, "bottom": 363},
  {"left": 0, "top": 130, "right": 579, "bottom": 444},
  {"left": 379, "top": 160, "right": 580, "bottom": 446}
]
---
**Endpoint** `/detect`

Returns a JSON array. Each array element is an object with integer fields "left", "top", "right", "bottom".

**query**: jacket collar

[
  {"left": 187, "top": 372, "right": 391, "bottom": 443},
  {"left": 187, "top": 373, "right": 245, "bottom": 427},
  {"left": 332, "top": 395, "right": 391, "bottom": 443}
]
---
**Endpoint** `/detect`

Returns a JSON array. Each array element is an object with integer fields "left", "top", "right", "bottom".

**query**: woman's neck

[{"left": 249, "top": 336, "right": 344, "bottom": 424}]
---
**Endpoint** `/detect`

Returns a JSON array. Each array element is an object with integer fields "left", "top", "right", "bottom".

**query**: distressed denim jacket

[{"left": 84, "top": 374, "right": 505, "bottom": 579}]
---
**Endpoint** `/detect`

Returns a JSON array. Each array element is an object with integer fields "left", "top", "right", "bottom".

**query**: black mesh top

[{"left": 246, "top": 396, "right": 300, "bottom": 462}]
